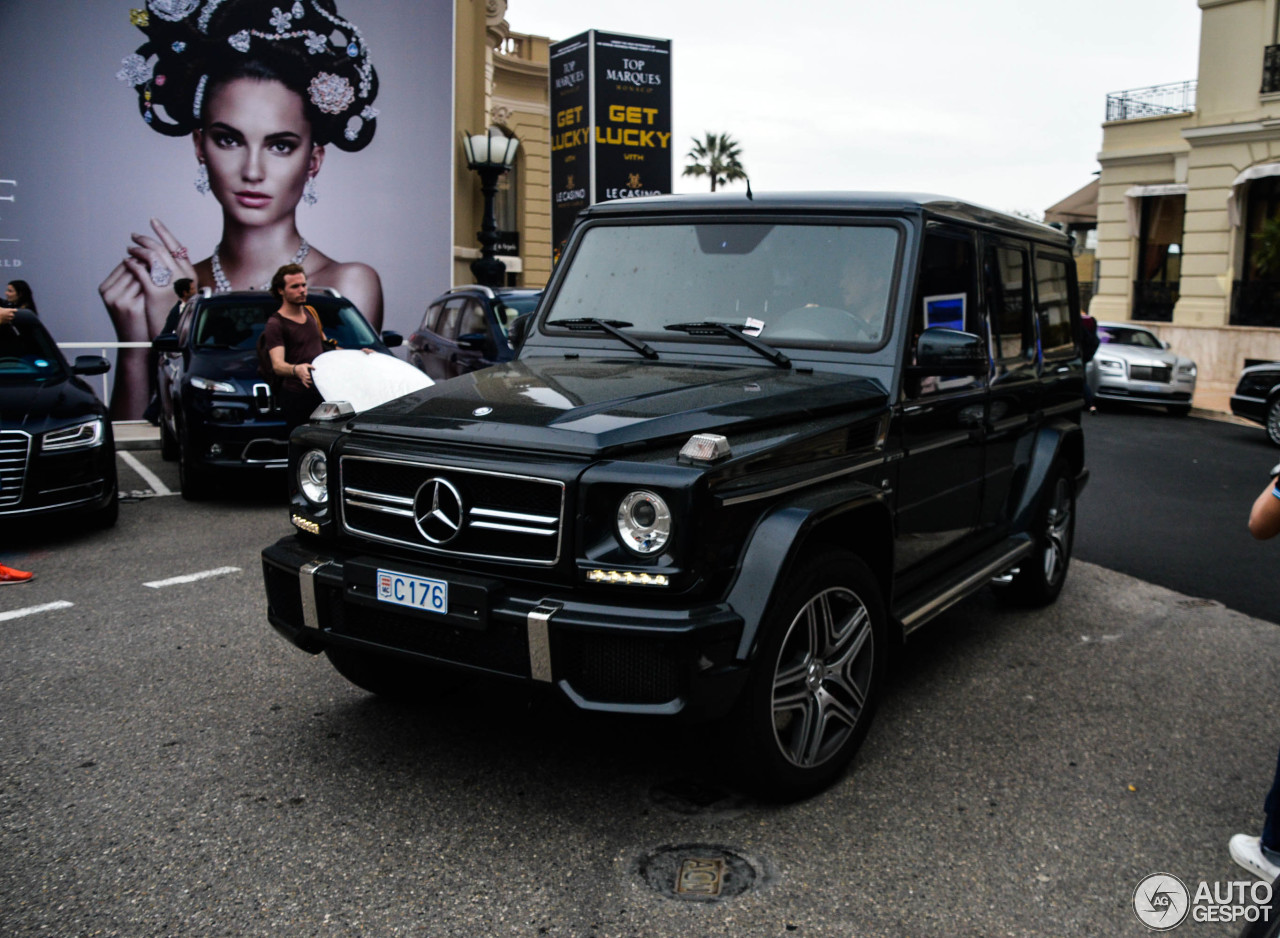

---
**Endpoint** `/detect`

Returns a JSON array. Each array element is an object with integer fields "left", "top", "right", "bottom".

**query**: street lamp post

[{"left": 462, "top": 128, "right": 520, "bottom": 288}]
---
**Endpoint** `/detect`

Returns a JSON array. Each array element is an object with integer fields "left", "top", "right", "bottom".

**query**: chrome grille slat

[
  {"left": 340, "top": 455, "right": 565, "bottom": 566},
  {"left": 0, "top": 431, "right": 31, "bottom": 508}
]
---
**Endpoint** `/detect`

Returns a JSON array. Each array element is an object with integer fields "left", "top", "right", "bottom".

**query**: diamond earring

[
  {"left": 303, "top": 177, "right": 318, "bottom": 206},
  {"left": 195, "top": 163, "right": 210, "bottom": 195}
]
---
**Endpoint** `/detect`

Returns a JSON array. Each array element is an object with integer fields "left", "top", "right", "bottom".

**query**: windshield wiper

[
  {"left": 664, "top": 321, "right": 791, "bottom": 369},
  {"left": 545, "top": 318, "right": 658, "bottom": 360}
]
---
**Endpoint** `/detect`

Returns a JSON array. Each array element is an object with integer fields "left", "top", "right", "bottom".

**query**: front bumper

[
  {"left": 1093, "top": 382, "right": 1194, "bottom": 406},
  {"left": 1231, "top": 393, "right": 1266, "bottom": 426},
  {"left": 262, "top": 536, "right": 749, "bottom": 719}
]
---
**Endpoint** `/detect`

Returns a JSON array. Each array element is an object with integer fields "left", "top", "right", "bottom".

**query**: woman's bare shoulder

[{"left": 308, "top": 255, "right": 382, "bottom": 293}]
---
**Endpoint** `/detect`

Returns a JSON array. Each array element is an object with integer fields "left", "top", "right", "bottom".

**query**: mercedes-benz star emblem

[
  {"left": 472, "top": 406, "right": 493, "bottom": 417},
  {"left": 413, "top": 477, "right": 464, "bottom": 544}
]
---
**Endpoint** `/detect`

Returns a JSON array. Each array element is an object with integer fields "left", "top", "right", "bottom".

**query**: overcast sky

[{"left": 514, "top": 0, "right": 1204, "bottom": 216}]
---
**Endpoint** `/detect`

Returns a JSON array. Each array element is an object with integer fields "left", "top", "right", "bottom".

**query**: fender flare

[
  {"left": 1008, "top": 418, "right": 1086, "bottom": 532},
  {"left": 722, "top": 481, "right": 892, "bottom": 663}
]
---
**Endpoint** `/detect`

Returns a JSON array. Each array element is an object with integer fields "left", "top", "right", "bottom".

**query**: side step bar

[{"left": 895, "top": 535, "right": 1034, "bottom": 636}]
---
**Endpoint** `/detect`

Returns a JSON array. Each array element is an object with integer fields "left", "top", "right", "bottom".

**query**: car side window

[
  {"left": 985, "top": 243, "right": 1034, "bottom": 364},
  {"left": 1034, "top": 253, "right": 1075, "bottom": 361},
  {"left": 439, "top": 298, "right": 466, "bottom": 339},
  {"left": 458, "top": 301, "right": 486, "bottom": 337},
  {"left": 422, "top": 302, "right": 444, "bottom": 333},
  {"left": 908, "top": 225, "right": 983, "bottom": 398}
]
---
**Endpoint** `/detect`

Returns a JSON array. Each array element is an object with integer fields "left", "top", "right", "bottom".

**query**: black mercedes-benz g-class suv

[{"left": 262, "top": 192, "right": 1088, "bottom": 799}]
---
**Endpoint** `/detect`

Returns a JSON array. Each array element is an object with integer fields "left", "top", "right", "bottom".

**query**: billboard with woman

[{"left": 0, "top": 0, "right": 453, "bottom": 418}]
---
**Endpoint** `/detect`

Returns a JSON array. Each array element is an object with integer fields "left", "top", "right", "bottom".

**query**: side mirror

[
  {"left": 72, "top": 355, "right": 111, "bottom": 376},
  {"left": 911, "top": 328, "right": 988, "bottom": 376},
  {"left": 380, "top": 330, "right": 403, "bottom": 348},
  {"left": 458, "top": 332, "right": 487, "bottom": 352},
  {"left": 152, "top": 333, "right": 180, "bottom": 352}
]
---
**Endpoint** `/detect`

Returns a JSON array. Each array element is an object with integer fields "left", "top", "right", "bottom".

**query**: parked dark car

[
  {"left": 263, "top": 192, "right": 1088, "bottom": 800},
  {"left": 1231, "top": 361, "right": 1280, "bottom": 445},
  {"left": 0, "top": 309, "right": 117, "bottom": 527},
  {"left": 153, "top": 290, "right": 401, "bottom": 500},
  {"left": 407, "top": 285, "right": 541, "bottom": 381}
]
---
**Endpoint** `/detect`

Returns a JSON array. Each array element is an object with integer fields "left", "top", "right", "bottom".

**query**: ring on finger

[
  {"left": 172, "top": 246, "right": 189, "bottom": 261},
  {"left": 150, "top": 264, "right": 173, "bottom": 288}
]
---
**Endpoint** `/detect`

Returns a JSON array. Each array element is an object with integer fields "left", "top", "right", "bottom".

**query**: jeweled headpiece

[{"left": 116, "top": 0, "right": 379, "bottom": 152}]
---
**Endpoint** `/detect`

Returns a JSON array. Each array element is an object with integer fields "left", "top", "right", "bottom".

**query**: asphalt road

[
  {"left": 1, "top": 439, "right": 1278, "bottom": 937},
  {"left": 1076, "top": 405, "right": 1280, "bottom": 624}
]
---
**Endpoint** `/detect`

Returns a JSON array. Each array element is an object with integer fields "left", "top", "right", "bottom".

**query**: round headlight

[
  {"left": 616, "top": 490, "right": 671, "bottom": 555},
  {"left": 298, "top": 449, "right": 328, "bottom": 504}
]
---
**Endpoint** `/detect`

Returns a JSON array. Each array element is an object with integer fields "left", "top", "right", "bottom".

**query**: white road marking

[
  {"left": 144, "top": 566, "right": 241, "bottom": 589},
  {"left": 0, "top": 601, "right": 75, "bottom": 622},
  {"left": 118, "top": 451, "right": 173, "bottom": 497}
]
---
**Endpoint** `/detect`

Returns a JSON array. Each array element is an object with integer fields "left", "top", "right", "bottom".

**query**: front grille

[
  {"left": 321, "top": 584, "right": 531, "bottom": 676},
  {"left": 556, "top": 632, "right": 684, "bottom": 704},
  {"left": 340, "top": 455, "right": 565, "bottom": 566},
  {"left": 0, "top": 431, "right": 31, "bottom": 508},
  {"left": 1128, "top": 364, "right": 1171, "bottom": 383}
]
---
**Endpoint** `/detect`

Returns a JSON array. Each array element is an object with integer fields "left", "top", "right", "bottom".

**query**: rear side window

[
  {"left": 985, "top": 245, "right": 1033, "bottom": 361},
  {"left": 1035, "top": 254, "right": 1075, "bottom": 360}
]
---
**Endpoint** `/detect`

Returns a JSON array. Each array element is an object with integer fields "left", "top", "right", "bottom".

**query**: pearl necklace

[{"left": 210, "top": 238, "right": 311, "bottom": 293}]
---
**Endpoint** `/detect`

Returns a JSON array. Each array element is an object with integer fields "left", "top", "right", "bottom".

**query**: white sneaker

[{"left": 1230, "top": 834, "right": 1280, "bottom": 882}]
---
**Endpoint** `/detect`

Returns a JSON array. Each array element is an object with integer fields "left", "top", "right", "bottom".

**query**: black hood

[
  {"left": 343, "top": 358, "right": 888, "bottom": 457},
  {"left": 0, "top": 374, "right": 104, "bottom": 432}
]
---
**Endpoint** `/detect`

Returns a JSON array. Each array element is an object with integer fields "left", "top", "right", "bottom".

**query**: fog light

[{"left": 587, "top": 569, "right": 670, "bottom": 587}]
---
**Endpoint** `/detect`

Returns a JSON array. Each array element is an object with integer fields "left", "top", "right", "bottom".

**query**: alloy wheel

[{"left": 770, "top": 586, "right": 875, "bottom": 769}]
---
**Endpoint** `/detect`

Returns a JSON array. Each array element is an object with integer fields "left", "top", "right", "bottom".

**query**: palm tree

[{"left": 682, "top": 133, "right": 747, "bottom": 192}]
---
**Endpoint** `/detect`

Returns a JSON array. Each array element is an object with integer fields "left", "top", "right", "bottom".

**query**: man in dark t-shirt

[{"left": 262, "top": 263, "right": 325, "bottom": 428}]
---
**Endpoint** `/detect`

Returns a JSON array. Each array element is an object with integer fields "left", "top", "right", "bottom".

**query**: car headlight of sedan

[
  {"left": 190, "top": 375, "right": 237, "bottom": 393},
  {"left": 42, "top": 418, "right": 104, "bottom": 452},
  {"left": 1097, "top": 358, "right": 1124, "bottom": 373},
  {"left": 298, "top": 449, "right": 329, "bottom": 504},
  {"left": 616, "top": 490, "right": 672, "bottom": 555},
  {"left": 1178, "top": 363, "right": 1197, "bottom": 378}
]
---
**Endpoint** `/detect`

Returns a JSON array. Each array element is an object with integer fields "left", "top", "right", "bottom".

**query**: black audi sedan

[
  {"left": 0, "top": 309, "right": 118, "bottom": 527},
  {"left": 407, "top": 285, "right": 541, "bottom": 381},
  {"left": 153, "top": 290, "right": 401, "bottom": 500}
]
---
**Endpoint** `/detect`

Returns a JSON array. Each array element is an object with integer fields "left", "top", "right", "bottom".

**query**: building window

[
  {"left": 1231, "top": 176, "right": 1280, "bottom": 326},
  {"left": 1133, "top": 194, "right": 1184, "bottom": 322}
]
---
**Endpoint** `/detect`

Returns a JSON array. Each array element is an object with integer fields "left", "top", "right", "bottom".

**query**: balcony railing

[
  {"left": 1264, "top": 45, "right": 1280, "bottom": 94},
  {"left": 1231, "top": 280, "right": 1280, "bottom": 326},
  {"left": 1132, "top": 281, "right": 1179, "bottom": 322},
  {"left": 1106, "top": 81, "right": 1197, "bottom": 121}
]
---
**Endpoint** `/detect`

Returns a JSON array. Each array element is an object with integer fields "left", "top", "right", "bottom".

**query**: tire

[
  {"left": 178, "top": 430, "right": 213, "bottom": 501},
  {"left": 91, "top": 487, "right": 119, "bottom": 529},
  {"left": 1267, "top": 398, "right": 1280, "bottom": 448},
  {"left": 160, "top": 418, "right": 178, "bottom": 461},
  {"left": 733, "top": 552, "right": 887, "bottom": 801},
  {"left": 325, "top": 646, "right": 466, "bottom": 702},
  {"left": 1003, "top": 463, "right": 1075, "bottom": 606}
]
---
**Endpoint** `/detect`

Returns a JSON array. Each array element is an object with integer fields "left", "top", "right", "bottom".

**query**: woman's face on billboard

[{"left": 194, "top": 77, "right": 324, "bottom": 228}]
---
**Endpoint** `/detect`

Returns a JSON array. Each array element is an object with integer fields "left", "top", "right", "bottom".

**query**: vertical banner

[
  {"left": 549, "top": 32, "right": 591, "bottom": 264},
  {"left": 0, "top": 0, "right": 454, "bottom": 420},
  {"left": 549, "top": 30, "right": 672, "bottom": 262},
  {"left": 591, "top": 32, "right": 672, "bottom": 205}
]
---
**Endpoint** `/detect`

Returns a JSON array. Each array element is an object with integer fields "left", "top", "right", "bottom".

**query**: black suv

[
  {"left": 406, "top": 285, "right": 542, "bottom": 381},
  {"left": 153, "top": 290, "right": 400, "bottom": 499},
  {"left": 262, "top": 193, "right": 1088, "bottom": 799}
]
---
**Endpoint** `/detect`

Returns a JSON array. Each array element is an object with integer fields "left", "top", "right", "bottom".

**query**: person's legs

[
  {"left": 278, "top": 385, "right": 323, "bottom": 430},
  {"left": 1231, "top": 744, "right": 1280, "bottom": 880}
]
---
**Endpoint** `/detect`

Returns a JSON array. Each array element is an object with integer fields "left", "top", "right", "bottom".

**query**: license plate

[{"left": 376, "top": 569, "right": 448, "bottom": 615}]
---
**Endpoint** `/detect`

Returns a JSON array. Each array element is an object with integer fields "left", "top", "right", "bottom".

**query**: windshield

[
  {"left": 193, "top": 298, "right": 380, "bottom": 350},
  {"left": 0, "top": 320, "right": 66, "bottom": 380},
  {"left": 546, "top": 223, "right": 900, "bottom": 347},
  {"left": 1098, "top": 326, "right": 1162, "bottom": 349}
]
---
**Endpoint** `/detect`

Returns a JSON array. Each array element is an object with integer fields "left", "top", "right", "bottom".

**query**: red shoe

[{"left": 0, "top": 564, "right": 33, "bottom": 584}]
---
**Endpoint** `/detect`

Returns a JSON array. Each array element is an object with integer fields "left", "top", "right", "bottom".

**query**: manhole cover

[{"left": 637, "top": 844, "right": 757, "bottom": 901}]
